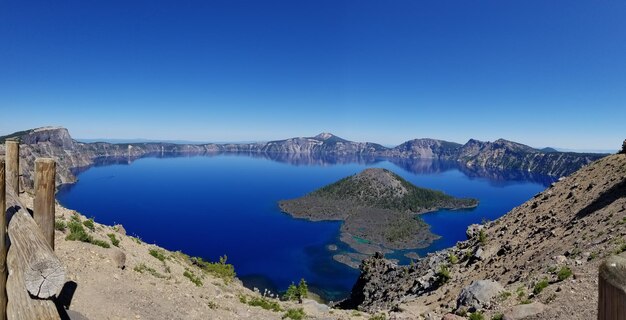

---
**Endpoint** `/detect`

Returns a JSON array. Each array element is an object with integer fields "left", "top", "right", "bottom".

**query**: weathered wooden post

[
  {"left": 598, "top": 252, "right": 626, "bottom": 320},
  {"left": 34, "top": 159, "right": 56, "bottom": 250},
  {"left": 0, "top": 159, "right": 7, "bottom": 320},
  {"left": 5, "top": 141, "right": 19, "bottom": 196}
]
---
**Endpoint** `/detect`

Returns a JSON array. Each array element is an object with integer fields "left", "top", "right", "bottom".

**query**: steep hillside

[{"left": 340, "top": 152, "right": 626, "bottom": 320}]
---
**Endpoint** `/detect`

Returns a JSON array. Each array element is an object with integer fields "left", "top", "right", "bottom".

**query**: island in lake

[{"left": 279, "top": 168, "right": 478, "bottom": 266}]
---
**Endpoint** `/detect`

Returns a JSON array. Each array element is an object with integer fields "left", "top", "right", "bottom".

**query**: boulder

[
  {"left": 466, "top": 224, "right": 483, "bottom": 239},
  {"left": 503, "top": 302, "right": 546, "bottom": 320},
  {"left": 110, "top": 248, "right": 126, "bottom": 269},
  {"left": 457, "top": 280, "right": 504, "bottom": 311}
]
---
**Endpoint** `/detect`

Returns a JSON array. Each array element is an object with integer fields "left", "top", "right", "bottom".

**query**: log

[
  {"left": 5, "top": 142, "right": 19, "bottom": 196},
  {"left": 34, "top": 159, "right": 56, "bottom": 250},
  {"left": 0, "top": 160, "right": 7, "bottom": 320},
  {"left": 5, "top": 189, "right": 62, "bottom": 320},
  {"left": 598, "top": 252, "right": 626, "bottom": 320}
]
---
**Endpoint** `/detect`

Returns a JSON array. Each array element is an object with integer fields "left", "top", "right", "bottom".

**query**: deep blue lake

[{"left": 56, "top": 153, "right": 552, "bottom": 301}]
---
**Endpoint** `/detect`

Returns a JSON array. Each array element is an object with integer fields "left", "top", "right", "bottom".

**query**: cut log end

[{"left": 24, "top": 258, "right": 65, "bottom": 299}]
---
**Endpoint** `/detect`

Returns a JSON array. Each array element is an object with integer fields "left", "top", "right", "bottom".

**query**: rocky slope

[
  {"left": 0, "top": 127, "right": 605, "bottom": 193},
  {"left": 280, "top": 168, "right": 477, "bottom": 254},
  {"left": 339, "top": 151, "right": 626, "bottom": 320}
]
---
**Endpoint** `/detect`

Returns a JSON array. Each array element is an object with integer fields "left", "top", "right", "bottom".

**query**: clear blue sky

[{"left": 1, "top": 1, "right": 624, "bottom": 150}]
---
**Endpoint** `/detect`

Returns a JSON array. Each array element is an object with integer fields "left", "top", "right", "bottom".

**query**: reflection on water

[{"left": 72, "top": 151, "right": 556, "bottom": 187}]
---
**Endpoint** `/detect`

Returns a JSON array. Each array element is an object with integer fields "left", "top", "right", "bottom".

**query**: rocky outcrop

[
  {"left": 456, "top": 280, "right": 504, "bottom": 311},
  {"left": 341, "top": 150, "right": 626, "bottom": 319}
]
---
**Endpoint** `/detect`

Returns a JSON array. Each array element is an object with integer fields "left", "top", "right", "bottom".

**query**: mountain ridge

[{"left": 0, "top": 127, "right": 606, "bottom": 192}]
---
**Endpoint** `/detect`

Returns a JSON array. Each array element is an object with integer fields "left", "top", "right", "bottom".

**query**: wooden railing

[
  {"left": 599, "top": 253, "right": 626, "bottom": 320},
  {"left": 1, "top": 140, "right": 65, "bottom": 320}
]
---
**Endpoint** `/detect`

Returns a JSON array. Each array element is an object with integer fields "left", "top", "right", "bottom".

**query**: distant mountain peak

[{"left": 314, "top": 132, "right": 337, "bottom": 140}]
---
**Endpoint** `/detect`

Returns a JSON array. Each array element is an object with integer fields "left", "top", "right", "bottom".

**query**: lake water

[{"left": 56, "top": 153, "right": 552, "bottom": 301}]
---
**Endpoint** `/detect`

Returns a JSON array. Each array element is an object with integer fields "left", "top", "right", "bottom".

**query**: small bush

[
  {"left": 149, "top": 249, "right": 167, "bottom": 262},
  {"left": 134, "top": 263, "right": 167, "bottom": 279},
  {"left": 66, "top": 220, "right": 91, "bottom": 242},
  {"left": 284, "top": 283, "right": 299, "bottom": 301},
  {"left": 83, "top": 218, "right": 95, "bottom": 231},
  {"left": 193, "top": 255, "right": 236, "bottom": 284},
  {"left": 478, "top": 230, "right": 487, "bottom": 245},
  {"left": 369, "top": 314, "right": 386, "bottom": 320},
  {"left": 436, "top": 265, "right": 451, "bottom": 285},
  {"left": 448, "top": 253, "right": 459, "bottom": 264},
  {"left": 516, "top": 286, "right": 527, "bottom": 301},
  {"left": 282, "top": 308, "right": 306, "bottom": 320},
  {"left": 107, "top": 233, "right": 120, "bottom": 247},
  {"left": 91, "top": 239, "right": 110, "bottom": 248},
  {"left": 283, "top": 279, "right": 309, "bottom": 303},
  {"left": 131, "top": 236, "right": 142, "bottom": 244},
  {"left": 239, "top": 295, "right": 282, "bottom": 312},
  {"left": 469, "top": 312, "right": 484, "bottom": 320},
  {"left": 55, "top": 220, "right": 66, "bottom": 231},
  {"left": 557, "top": 266, "right": 572, "bottom": 281},
  {"left": 533, "top": 279, "right": 549, "bottom": 294},
  {"left": 491, "top": 313, "right": 504, "bottom": 320},
  {"left": 183, "top": 270, "right": 203, "bottom": 287}
]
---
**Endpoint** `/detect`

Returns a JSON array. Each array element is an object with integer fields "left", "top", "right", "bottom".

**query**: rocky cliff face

[
  {"left": 339, "top": 151, "right": 626, "bottom": 319},
  {"left": 0, "top": 127, "right": 606, "bottom": 193}
]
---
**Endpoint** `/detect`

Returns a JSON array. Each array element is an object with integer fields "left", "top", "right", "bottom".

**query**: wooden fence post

[
  {"left": 0, "top": 159, "right": 7, "bottom": 320},
  {"left": 5, "top": 142, "right": 19, "bottom": 196},
  {"left": 34, "top": 159, "right": 56, "bottom": 250},
  {"left": 598, "top": 253, "right": 626, "bottom": 320}
]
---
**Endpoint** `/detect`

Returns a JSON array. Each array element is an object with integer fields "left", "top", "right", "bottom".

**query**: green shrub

[
  {"left": 83, "top": 218, "right": 95, "bottom": 231},
  {"left": 134, "top": 263, "right": 167, "bottom": 279},
  {"left": 533, "top": 279, "right": 549, "bottom": 294},
  {"left": 283, "top": 279, "right": 309, "bottom": 303},
  {"left": 183, "top": 270, "right": 203, "bottom": 287},
  {"left": 107, "top": 233, "right": 120, "bottom": 247},
  {"left": 239, "top": 295, "right": 281, "bottom": 312},
  {"left": 516, "top": 286, "right": 527, "bottom": 301},
  {"left": 469, "top": 312, "right": 484, "bottom": 320},
  {"left": 193, "top": 255, "right": 236, "bottom": 284},
  {"left": 149, "top": 249, "right": 167, "bottom": 262},
  {"left": 478, "top": 230, "right": 487, "bottom": 245},
  {"left": 436, "top": 265, "right": 451, "bottom": 285},
  {"left": 55, "top": 220, "right": 66, "bottom": 231},
  {"left": 90, "top": 239, "right": 110, "bottom": 248},
  {"left": 282, "top": 308, "right": 306, "bottom": 320},
  {"left": 130, "top": 236, "right": 142, "bottom": 244},
  {"left": 66, "top": 220, "right": 91, "bottom": 242},
  {"left": 369, "top": 314, "right": 386, "bottom": 320},
  {"left": 448, "top": 253, "right": 459, "bottom": 264},
  {"left": 284, "top": 283, "right": 299, "bottom": 301},
  {"left": 298, "top": 279, "right": 308, "bottom": 300},
  {"left": 491, "top": 313, "right": 504, "bottom": 320},
  {"left": 557, "top": 266, "right": 572, "bottom": 281}
]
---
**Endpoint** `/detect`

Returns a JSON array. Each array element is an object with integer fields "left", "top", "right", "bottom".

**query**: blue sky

[{"left": 1, "top": 1, "right": 624, "bottom": 150}]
